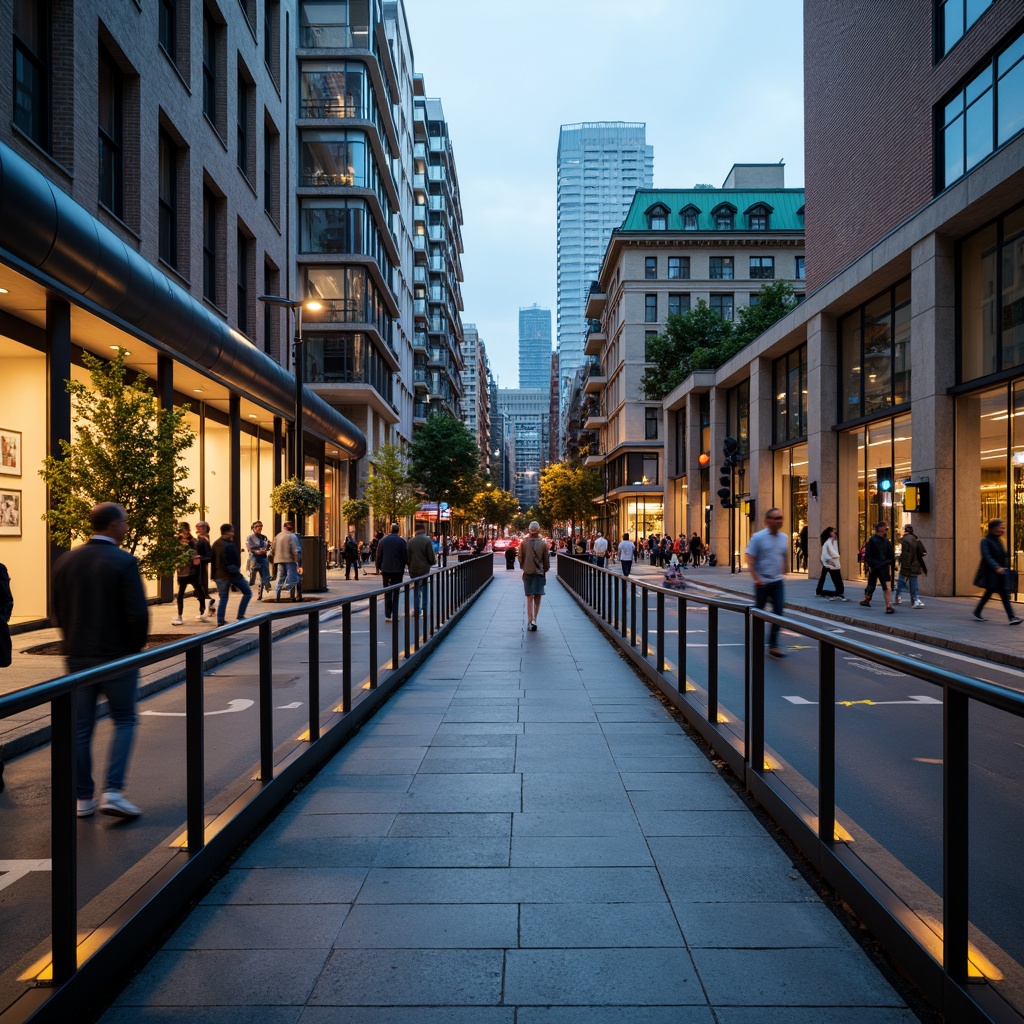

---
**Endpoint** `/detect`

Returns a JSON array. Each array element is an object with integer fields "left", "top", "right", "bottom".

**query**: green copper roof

[{"left": 619, "top": 188, "right": 805, "bottom": 233}]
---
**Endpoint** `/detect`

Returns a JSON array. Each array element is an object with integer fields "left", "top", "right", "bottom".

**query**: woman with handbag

[
  {"left": 972, "top": 519, "right": 1022, "bottom": 625},
  {"left": 815, "top": 526, "right": 847, "bottom": 600}
]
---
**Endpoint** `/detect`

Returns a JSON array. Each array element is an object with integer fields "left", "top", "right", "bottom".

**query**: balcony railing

[{"left": 299, "top": 23, "right": 370, "bottom": 48}]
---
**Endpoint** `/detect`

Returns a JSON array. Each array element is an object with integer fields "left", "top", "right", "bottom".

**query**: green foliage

[
  {"left": 473, "top": 488, "right": 519, "bottom": 530},
  {"left": 362, "top": 442, "right": 421, "bottom": 530},
  {"left": 640, "top": 281, "right": 797, "bottom": 400},
  {"left": 407, "top": 413, "right": 481, "bottom": 510},
  {"left": 39, "top": 348, "right": 198, "bottom": 579},
  {"left": 270, "top": 477, "right": 325, "bottom": 518},
  {"left": 340, "top": 498, "right": 370, "bottom": 532},
  {"left": 539, "top": 462, "right": 603, "bottom": 536}
]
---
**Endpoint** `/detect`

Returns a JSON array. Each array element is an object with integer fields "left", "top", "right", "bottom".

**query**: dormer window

[
  {"left": 680, "top": 204, "right": 700, "bottom": 230},
  {"left": 712, "top": 203, "right": 736, "bottom": 230},
  {"left": 746, "top": 203, "right": 772, "bottom": 230},
  {"left": 645, "top": 202, "right": 670, "bottom": 230}
]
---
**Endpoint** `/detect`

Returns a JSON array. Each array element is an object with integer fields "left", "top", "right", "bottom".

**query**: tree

[
  {"left": 474, "top": 488, "right": 519, "bottom": 533},
  {"left": 40, "top": 348, "right": 198, "bottom": 578},
  {"left": 539, "top": 462, "right": 603, "bottom": 538},
  {"left": 340, "top": 498, "right": 370, "bottom": 536},
  {"left": 362, "top": 442, "right": 421, "bottom": 531},
  {"left": 270, "top": 477, "right": 324, "bottom": 524},
  {"left": 640, "top": 282, "right": 797, "bottom": 401}
]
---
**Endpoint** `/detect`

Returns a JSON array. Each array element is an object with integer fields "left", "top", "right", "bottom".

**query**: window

[
  {"left": 158, "top": 130, "right": 177, "bottom": 267},
  {"left": 159, "top": 0, "right": 176, "bottom": 59},
  {"left": 941, "top": 30, "right": 1024, "bottom": 190},
  {"left": 667, "top": 256, "right": 689, "bottom": 279},
  {"left": 264, "top": 0, "right": 280, "bottom": 85},
  {"left": 644, "top": 330, "right": 658, "bottom": 360},
  {"left": 13, "top": 0, "right": 51, "bottom": 150},
  {"left": 713, "top": 205, "right": 735, "bottom": 230},
  {"left": 773, "top": 345, "right": 807, "bottom": 443},
  {"left": 203, "top": 10, "right": 216, "bottom": 121},
  {"left": 938, "top": 0, "right": 993, "bottom": 56},
  {"left": 681, "top": 205, "right": 699, "bottom": 230},
  {"left": 644, "top": 293, "right": 657, "bottom": 323},
  {"left": 203, "top": 185, "right": 219, "bottom": 304},
  {"left": 646, "top": 203, "right": 669, "bottom": 230},
  {"left": 750, "top": 256, "right": 774, "bottom": 279},
  {"left": 263, "top": 261, "right": 279, "bottom": 355},
  {"left": 98, "top": 47, "right": 124, "bottom": 218},
  {"left": 710, "top": 293, "right": 734, "bottom": 321},
  {"left": 668, "top": 293, "right": 690, "bottom": 317},
  {"left": 236, "top": 64, "right": 255, "bottom": 179},
  {"left": 264, "top": 115, "right": 280, "bottom": 220},
  {"left": 237, "top": 228, "right": 251, "bottom": 335},
  {"left": 645, "top": 408, "right": 659, "bottom": 440},
  {"left": 709, "top": 257, "right": 734, "bottom": 280},
  {"left": 795, "top": 255, "right": 806, "bottom": 280},
  {"left": 747, "top": 204, "right": 770, "bottom": 230},
  {"left": 645, "top": 256, "right": 657, "bottom": 279}
]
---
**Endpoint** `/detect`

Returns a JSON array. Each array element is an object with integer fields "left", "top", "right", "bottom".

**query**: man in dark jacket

[
  {"left": 407, "top": 522, "right": 436, "bottom": 615},
  {"left": 973, "top": 518, "right": 1023, "bottom": 624},
  {"left": 860, "top": 521, "right": 895, "bottom": 614},
  {"left": 212, "top": 523, "right": 253, "bottom": 625},
  {"left": 375, "top": 522, "right": 408, "bottom": 621},
  {"left": 343, "top": 534, "right": 360, "bottom": 580},
  {"left": 52, "top": 502, "right": 149, "bottom": 819}
]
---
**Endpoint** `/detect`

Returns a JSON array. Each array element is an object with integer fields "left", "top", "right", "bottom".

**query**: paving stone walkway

[{"left": 101, "top": 568, "right": 920, "bottom": 1023}]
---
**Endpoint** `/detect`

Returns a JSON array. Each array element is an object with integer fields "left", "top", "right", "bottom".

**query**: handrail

[
  {"left": 0, "top": 555, "right": 493, "bottom": 1024},
  {"left": 558, "top": 555, "right": 1024, "bottom": 1024}
]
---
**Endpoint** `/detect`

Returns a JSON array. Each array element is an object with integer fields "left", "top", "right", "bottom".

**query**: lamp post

[{"left": 257, "top": 294, "right": 322, "bottom": 485}]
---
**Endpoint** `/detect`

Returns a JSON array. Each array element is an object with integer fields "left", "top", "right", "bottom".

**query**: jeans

[
  {"left": 595, "top": 555, "right": 606, "bottom": 568},
  {"left": 894, "top": 573, "right": 920, "bottom": 603},
  {"left": 275, "top": 561, "right": 301, "bottom": 595},
  {"left": 249, "top": 555, "right": 271, "bottom": 590},
  {"left": 754, "top": 580, "right": 785, "bottom": 648},
  {"left": 620, "top": 560, "right": 632, "bottom": 577},
  {"left": 75, "top": 668, "right": 139, "bottom": 798},
  {"left": 344, "top": 556, "right": 359, "bottom": 580},
  {"left": 381, "top": 572, "right": 404, "bottom": 617},
  {"left": 216, "top": 575, "right": 252, "bottom": 622},
  {"left": 412, "top": 575, "right": 429, "bottom": 614},
  {"left": 176, "top": 575, "right": 207, "bottom": 615}
]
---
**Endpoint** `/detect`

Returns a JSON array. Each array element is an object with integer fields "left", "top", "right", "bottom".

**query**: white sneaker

[
  {"left": 194, "top": 613, "right": 207, "bottom": 621},
  {"left": 171, "top": 616, "right": 184, "bottom": 626},
  {"left": 913, "top": 600, "right": 925, "bottom": 608},
  {"left": 893, "top": 596, "right": 901, "bottom": 605},
  {"left": 99, "top": 791, "right": 141, "bottom": 819},
  {"left": 77, "top": 797, "right": 99, "bottom": 818}
]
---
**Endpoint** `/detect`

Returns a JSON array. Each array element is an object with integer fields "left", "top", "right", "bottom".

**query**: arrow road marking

[
  {"left": 0, "top": 860, "right": 51, "bottom": 892},
  {"left": 276, "top": 702, "right": 303, "bottom": 709},
  {"left": 783, "top": 695, "right": 942, "bottom": 707},
  {"left": 141, "top": 699, "right": 255, "bottom": 717}
]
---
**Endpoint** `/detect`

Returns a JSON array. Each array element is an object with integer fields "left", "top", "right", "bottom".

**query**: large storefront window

[
  {"left": 961, "top": 204, "right": 1024, "bottom": 381},
  {"left": 773, "top": 443, "right": 808, "bottom": 570},
  {"left": 773, "top": 344, "right": 807, "bottom": 442},
  {"left": 623, "top": 495, "right": 663, "bottom": 542},
  {"left": 837, "top": 413, "right": 913, "bottom": 570},
  {"left": 838, "top": 280, "right": 911, "bottom": 421}
]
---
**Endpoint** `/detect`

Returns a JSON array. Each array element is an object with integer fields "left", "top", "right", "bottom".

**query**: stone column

[
  {"left": 747, "top": 355, "right": 775, "bottom": 538},
  {"left": 46, "top": 298, "right": 71, "bottom": 620},
  {"left": 806, "top": 312, "right": 838, "bottom": 579}
]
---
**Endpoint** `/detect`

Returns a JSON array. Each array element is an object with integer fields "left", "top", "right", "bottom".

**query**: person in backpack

[{"left": 343, "top": 534, "right": 360, "bottom": 580}]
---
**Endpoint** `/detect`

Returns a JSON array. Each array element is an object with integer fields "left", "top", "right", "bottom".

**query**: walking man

[
  {"left": 746, "top": 507, "right": 789, "bottom": 658},
  {"left": 618, "top": 531, "right": 635, "bottom": 578},
  {"left": 52, "top": 503, "right": 149, "bottom": 819},
  {"left": 518, "top": 520, "right": 550, "bottom": 631},
  {"left": 376, "top": 523, "right": 408, "bottom": 621},
  {"left": 245, "top": 521, "right": 271, "bottom": 597},
  {"left": 195, "top": 521, "right": 215, "bottom": 618},
  {"left": 861, "top": 521, "right": 895, "bottom": 614},
  {"left": 593, "top": 532, "right": 609, "bottom": 568},
  {"left": 407, "top": 522, "right": 436, "bottom": 616},
  {"left": 343, "top": 533, "right": 360, "bottom": 580},
  {"left": 212, "top": 524, "right": 253, "bottom": 624},
  {"left": 894, "top": 523, "right": 927, "bottom": 608},
  {"left": 271, "top": 521, "right": 302, "bottom": 600}
]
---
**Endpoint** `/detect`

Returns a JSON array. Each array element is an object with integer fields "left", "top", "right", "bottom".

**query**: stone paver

[{"left": 103, "top": 568, "right": 918, "bottom": 1022}]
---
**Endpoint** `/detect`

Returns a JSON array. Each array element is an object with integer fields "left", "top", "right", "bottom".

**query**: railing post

[
  {"left": 656, "top": 591, "right": 665, "bottom": 673},
  {"left": 641, "top": 586, "right": 649, "bottom": 657},
  {"left": 630, "top": 580, "right": 637, "bottom": 647},
  {"left": 749, "top": 615, "right": 765, "bottom": 773},
  {"left": 368, "top": 596, "right": 378, "bottom": 689},
  {"left": 391, "top": 593, "right": 400, "bottom": 669},
  {"left": 818, "top": 640, "right": 835, "bottom": 844},
  {"left": 620, "top": 576, "right": 628, "bottom": 639},
  {"left": 403, "top": 585, "right": 411, "bottom": 660},
  {"left": 185, "top": 646, "right": 205, "bottom": 850},
  {"left": 707, "top": 605, "right": 718, "bottom": 716},
  {"left": 677, "top": 596, "right": 686, "bottom": 695},
  {"left": 307, "top": 611, "right": 320, "bottom": 742},
  {"left": 944, "top": 687, "right": 970, "bottom": 981},
  {"left": 342, "top": 603, "right": 353, "bottom": 712},
  {"left": 50, "top": 689, "right": 77, "bottom": 985},
  {"left": 259, "top": 620, "right": 273, "bottom": 781}
]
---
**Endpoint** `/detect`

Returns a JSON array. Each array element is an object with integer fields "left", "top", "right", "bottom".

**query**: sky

[{"left": 403, "top": 0, "right": 805, "bottom": 389}]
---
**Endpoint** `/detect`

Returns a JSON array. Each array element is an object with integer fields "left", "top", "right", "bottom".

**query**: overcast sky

[{"left": 403, "top": 0, "right": 805, "bottom": 388}]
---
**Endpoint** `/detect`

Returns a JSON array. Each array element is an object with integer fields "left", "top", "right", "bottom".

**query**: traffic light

[
  {"left": 875, "top": 466, "right": 893, "bottom": 504},
  {"left": 718, "top": 436, "right": 739, "bottom": 508}
]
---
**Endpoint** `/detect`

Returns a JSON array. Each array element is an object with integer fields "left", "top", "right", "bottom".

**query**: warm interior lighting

[{"left": 0, "top": 287, "right": 9, "bottom": 294}]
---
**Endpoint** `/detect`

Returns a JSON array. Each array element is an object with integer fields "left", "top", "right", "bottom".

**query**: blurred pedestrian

[
  {"left": 519, "top": 521, "right": 550, "bottom": 630},
  {"left": 212, "top": 523, "right": 252, "bottom": 624},
  {"left": 894, "top": 523, "right": 927, "bottom": 608},
  {"left": 973, "top": 519, "right": 1022, "bottom": 624},
  {"left": 815, "top": 526, "right": 847, "bottom": 600},
  {"left": 746, "top": 507, "right": 789, "bottom": 657},
  {"left": 195, "top": 521, "right": 215, "bottom": 619},
  {"left": 407, "top": 522, "right": 436, "bottom": 615},
  {"left": 171, "top": 522, "right": 206, "bottom": 625},
  {"left": 860, "top": 521, "right": 895, "bottom": 614},
  {"left": 245, "top": 521, "right": 271, "bottom": 597},
  {"left": 618, "top": 532, "right": 635, "bottom": 577},
  {"left": 343, "top": 533, "right": 360, "bottom": 580},
  {"left": 271, "top": 521, "right": 302, "bottom": 600},
  {"left": 376, "top": 523, "right": 408, "bottom": 621}
]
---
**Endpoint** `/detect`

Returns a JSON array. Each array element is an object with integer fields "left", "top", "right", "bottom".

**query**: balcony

[
  {"left": 299, "top": 23, "right": 368, "bottom": 48},
  {"left": 585, "top": 284, "right": 606, "bottom": 319},
  {"left": 412, "top": 331, "right": 428, "bottom": 352},
  {"left": 584, "top": 452, "right": 605, "bottom": 468},
  {"left": 584, "top": 328, "right": 606, "bottom": 356},
  {"left": 413, "top": 298, "right": 427, "bottom": 319},
  {"left": 584, "top": 370, "right": 606, "bottom": 393},
  {"left": 584, "top": 412, "right": 607, "bottom": 429}
]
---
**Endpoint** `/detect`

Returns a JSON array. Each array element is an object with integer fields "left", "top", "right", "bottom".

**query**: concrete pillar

[
  {"left": 910, "top": 233, "right": 956, "bottom": 595},
  {"left": 747, "top": 355, "right": 775, "bottom": 538},
  {"left": 156, "top": 355, "right": 174, "bottom": 603},
  {"left": 229, "top": 394, "right": 241, "bottom": 530},
  {"left": 806, "top": 313, "right": 838, "bottom": 578},
  {"left": 46, "top": 298, "right": 71, "bottom": 620}
]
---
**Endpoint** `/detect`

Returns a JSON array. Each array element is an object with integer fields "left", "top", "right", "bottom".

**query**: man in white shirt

[
  {"left": 593, "top": 532, "right": 609, "bottom": 568},
  {"left": 745, "top": 507, "right": 789, "bottom": 658}
]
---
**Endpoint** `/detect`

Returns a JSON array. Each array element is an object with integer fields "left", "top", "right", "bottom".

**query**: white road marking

[
  {"left": 141, "top": 699, "right": 255, "bottom": 717},
  {"left": 0, "top": 860, "right": 50, "bottom": 892},
  {"left": 276, "top": 702, "right": 303, "bottom": 709},
  {"left": 783, "top": 695, "right": 942, "bottom": 707}
]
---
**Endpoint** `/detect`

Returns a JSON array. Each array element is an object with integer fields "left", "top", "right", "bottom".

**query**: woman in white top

[
  {"left": 815, "top": 526, "right": 848, "bottom": 600},
  {"left": 618, "top": 532, "right": 636, "bottom": 577}
]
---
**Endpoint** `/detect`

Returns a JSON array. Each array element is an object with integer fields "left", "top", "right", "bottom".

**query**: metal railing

[
  {"left": 558, "top": 555, "right": 1024, "bottom": 1024},
  {"left": 0, "top": 556, "right": 493, "bottom": 1024}
]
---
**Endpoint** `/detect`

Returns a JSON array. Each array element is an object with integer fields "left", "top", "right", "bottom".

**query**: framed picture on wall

[
  {"left": 0, "top": 429, "right": 21, "bottom": 477},
  {"left": 0, "top": 489, "right": 21, "bottom": 536}
]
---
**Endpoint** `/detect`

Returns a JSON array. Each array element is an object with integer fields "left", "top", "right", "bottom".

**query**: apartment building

[{"left": 460, "top": 323, "right": 491, "bottom": 472}]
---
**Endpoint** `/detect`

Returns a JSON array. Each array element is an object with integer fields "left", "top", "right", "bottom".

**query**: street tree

[
  {"left": 362, "top": 442, "right": 421, "bottom": 531},
  {"left": 40, "top": 347, "right": 198, "bottom": 578},
  {"left": 539, "top": 461, "right": 602, "bottom": 539},
  {"left": 340, "top": 498, "right": 370, "bottom": 536},
  {"left": 474, "top": 488, "right": 519, "bottom": 533}
]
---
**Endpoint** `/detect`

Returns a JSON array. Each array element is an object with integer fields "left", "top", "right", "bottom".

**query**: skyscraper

[
  {"left": 518, "top": 304, "right": 552, "bottom": 389},
  {"left": 556, "top": 122, "right": 653, "bottom": 438}
]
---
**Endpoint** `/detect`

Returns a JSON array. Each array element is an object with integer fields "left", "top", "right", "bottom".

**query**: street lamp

[{"left": 257, "top": 294, "right": 322, "bottom": 484}]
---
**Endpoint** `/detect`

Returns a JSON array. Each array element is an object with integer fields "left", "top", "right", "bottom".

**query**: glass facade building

[{"left": 518, "top": 304, "right": 552, "bottom": 389}]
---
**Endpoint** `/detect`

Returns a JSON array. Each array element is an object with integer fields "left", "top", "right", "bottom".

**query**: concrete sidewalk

[{"left": 100, "top": 568, "right": 920, "bottom": 1023}]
